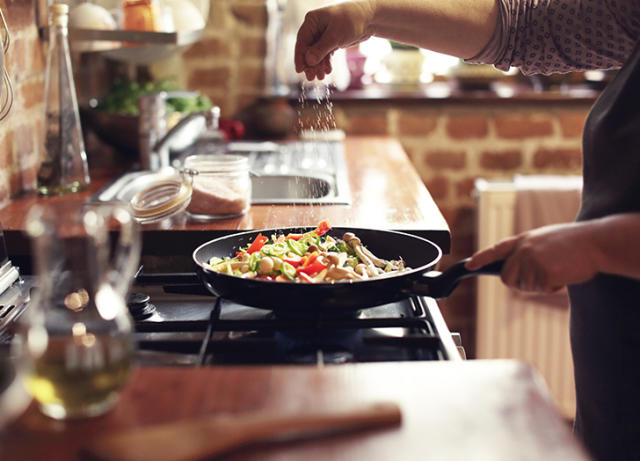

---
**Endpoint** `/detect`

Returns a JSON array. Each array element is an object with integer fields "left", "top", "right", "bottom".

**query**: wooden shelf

[
  {"left": 68, "top": 27, "right": 203, "bottom": 46},
  {"left": 40, "top": 27, "right": 203, "bottom": 64}
]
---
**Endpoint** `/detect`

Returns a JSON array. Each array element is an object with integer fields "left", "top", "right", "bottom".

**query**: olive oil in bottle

[
  {"left": 36, "top": 3, "right": 90, "bottom": 196},
  {"left": 16, "top": 202, "right": 141, "bottom": 420},
  {"left": 25, "top": 334, "right": 134, "bottom": 420}
]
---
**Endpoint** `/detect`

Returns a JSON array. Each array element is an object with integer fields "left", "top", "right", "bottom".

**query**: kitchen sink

[
  {"left": 90, "top": 140, "right": 351, "bottom": 205},
  {"left": 251, "top": 174, "right": 332, "bottom": 203}
]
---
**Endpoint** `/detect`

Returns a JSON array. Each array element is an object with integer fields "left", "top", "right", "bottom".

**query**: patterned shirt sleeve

[{"left": 468, "top": 0, "right": 640, "bottom": 74}]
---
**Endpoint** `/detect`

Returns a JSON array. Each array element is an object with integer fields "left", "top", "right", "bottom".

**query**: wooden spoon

[{"left": 83, "top": 402, "right": 402, "bottom": 461}]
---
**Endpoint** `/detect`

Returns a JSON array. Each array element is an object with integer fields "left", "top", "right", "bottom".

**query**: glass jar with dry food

[
  {"left": 182, "top": 154, "right": 251, "bottom": 221},
  {"left": 122, "top": 0, "right": 160, "bottom": 31}
]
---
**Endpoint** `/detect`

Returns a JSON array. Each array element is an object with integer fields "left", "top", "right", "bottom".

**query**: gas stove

[{"left": 129, "top": 272, "right": 463, "bottom": 366}]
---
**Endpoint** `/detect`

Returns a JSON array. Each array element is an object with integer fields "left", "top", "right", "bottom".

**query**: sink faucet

[{"left": 138, "top": 91, "right": 221, "bottom": 171}]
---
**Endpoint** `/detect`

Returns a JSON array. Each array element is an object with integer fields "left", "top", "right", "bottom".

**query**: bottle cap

[
  {"left": 50, "top": 4, "right": 69, "bottom": 15},
  {"left": 50, "top": 3, "right": 69, "bottom": 27}
]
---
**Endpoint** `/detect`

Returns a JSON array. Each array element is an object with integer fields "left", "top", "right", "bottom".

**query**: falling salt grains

[
  {"left": 294, "top": 79, "right": 339, "bottom": 208},
  {"left": 297, "top": 79, "right": 337, "bottom": 136}
]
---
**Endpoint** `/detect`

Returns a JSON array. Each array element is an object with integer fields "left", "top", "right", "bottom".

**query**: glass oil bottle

[{"left": 36, "top": 3, "right": 90, "bottom": 196}]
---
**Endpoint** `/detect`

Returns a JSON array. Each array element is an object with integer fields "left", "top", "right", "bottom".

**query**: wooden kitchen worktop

[
  {"left": 0, "top": 136, "right": 450, "bottom": 272},
  {"left": 0, "top": 360, "right": 589, "bottom": 461}
]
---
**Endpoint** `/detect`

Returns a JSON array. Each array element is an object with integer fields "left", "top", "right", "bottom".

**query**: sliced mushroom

[
  {"left": 326, "top": 266, "right": 362, "bottom": 281},
  {"left": 343, "top": 232, "right": 401, "bottom": 270},
  {"left": 366, "top": 265, "right": 380, "bottom": 277},
  {"left": 343, "top": 233, "right": 385, "bottom": 268},
  {"left": 354, "top": 263, "right": 368, "bottom": 276},
  {"left": 311, "top": 268, "right": 328, "bottom": 282},
  {"left": 326, "top": 252, "right": 347, "bottom": 267}
]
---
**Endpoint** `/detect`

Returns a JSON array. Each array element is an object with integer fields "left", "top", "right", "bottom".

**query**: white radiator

[{"left": 474, "top": 177, "right": 581, "bottom": 419}]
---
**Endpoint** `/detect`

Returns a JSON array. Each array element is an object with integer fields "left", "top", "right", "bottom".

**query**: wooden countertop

[
  {"left": 0, "top": 136, "right": 450, "bottom": 272},
  {"left": 0, "top": 360, "right": 590, "bottom": 461}
]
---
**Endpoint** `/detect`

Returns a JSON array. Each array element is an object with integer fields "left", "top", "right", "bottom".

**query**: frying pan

[{"left": 193, "top": 226, "right": 503, "bottom": 316}]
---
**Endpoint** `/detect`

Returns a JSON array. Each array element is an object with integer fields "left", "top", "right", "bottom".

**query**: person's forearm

[
  {"left": 370, "top": 0, "right": 499, "bottom": 59},
  {"left": 590, "top": 213, "right": 640, "bottom": 280}
]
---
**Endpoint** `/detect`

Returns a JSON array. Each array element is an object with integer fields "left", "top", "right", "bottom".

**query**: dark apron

[{"left": 569, "top": 40, "right": 640, "bottom": 461}]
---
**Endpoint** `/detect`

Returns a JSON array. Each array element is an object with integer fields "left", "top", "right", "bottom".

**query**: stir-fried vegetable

[{"left": 205, "top": 220, "right": 409, "bottom": 283}]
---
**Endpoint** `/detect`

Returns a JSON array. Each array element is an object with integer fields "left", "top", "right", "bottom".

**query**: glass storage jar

[
  {"left": 129, "top": 173, "right": 193, "bottom": 224},
  {"left": 182, "top": 154, "right": 251, "bottom": 220},
  {"left": 122, "top": 0, "right": 160, "bottom": 32}
]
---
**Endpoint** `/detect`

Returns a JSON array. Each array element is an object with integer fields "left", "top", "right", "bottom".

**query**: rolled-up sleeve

[{"left": 468, "top": 0, "right": 640, "bottom": 74}]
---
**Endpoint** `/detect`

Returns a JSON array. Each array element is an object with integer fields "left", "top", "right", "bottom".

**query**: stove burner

[
  {"left": 127, "top": 292, "right": 156, "bottom": 320},
  {"left": 274, "top": 330, "right": 361, "bottom": 364},
  {"left": 287, "top": 347, "right": 354, "bottom": 365},
  {"left": 130, "top": 272, "right": 461, "bottom": 365}
]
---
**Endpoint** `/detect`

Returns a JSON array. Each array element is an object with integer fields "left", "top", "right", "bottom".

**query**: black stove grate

[{"left": 130, "top": 272, "right": 457, "bottom": 366}]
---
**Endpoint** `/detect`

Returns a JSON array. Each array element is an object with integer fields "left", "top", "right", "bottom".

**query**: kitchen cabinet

[
  {"left": 0, "top": 136, "right": 451, "bottom": 272},
  {"left": 0, "top": 360, "right": 590, "bottom": 460}
]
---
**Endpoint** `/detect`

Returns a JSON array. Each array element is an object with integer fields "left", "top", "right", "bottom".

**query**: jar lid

[{"left": 129, "top": 177, "right": 192, "bottom": 223}]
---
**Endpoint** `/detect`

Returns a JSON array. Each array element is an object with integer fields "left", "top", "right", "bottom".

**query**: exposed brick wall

[
  {"left": 152, "top": 0, "right": 269, "bottom": 119},
  {"left": 324, "top": 101, "right": 589, "bottom": 356},
  {"left": 0, "top": 1, "right": 45, "bottom": 204}
]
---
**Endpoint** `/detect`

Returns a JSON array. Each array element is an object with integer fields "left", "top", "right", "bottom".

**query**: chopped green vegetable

[
  {"left": 249, "top": 252, "right": 261, "bottom": 272},
  {"left": 208, "top": 256, "right": 223, "bottom": 266},
  {"left": 299, "top": 232, "right": 319, "bottom": 248},
  {"left": 330, "top": 241, "right": 356, "bottom": 257},
  {"left": 96, "top": 78, "right": 212, "bottom": 116},
  {"left": 281, "top": 261, "right": 297, "bottom": 280},
  {"left": 262, "top": 243, "right": 288, "bottom": 257},
  {"left": 287, "top": 239, "right": 306, "bottom": 257}
]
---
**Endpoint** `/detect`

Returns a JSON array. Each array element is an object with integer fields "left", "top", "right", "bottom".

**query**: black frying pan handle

[{"left": 411, "top": 258, "right": 504, "bottom": 299}]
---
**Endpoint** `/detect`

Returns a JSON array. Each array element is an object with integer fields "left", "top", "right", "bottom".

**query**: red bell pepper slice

[
  {"left": 297, "top": 257, "right": 327, "bottom": 276},
  {"left": 283, "top": 255, "right": 303, "bottom": 268},
  {"left": 301, "top": 252, "right": 318, "bottom": 268},
  {"left": 312, "top": 220, "right": 331, "bottom": 237},
  {"left": 246, "top": 233, "right": 268, "bottom": 254},
  {"left": 287, "top": 220, "right": 331, "bottom": 240}
]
